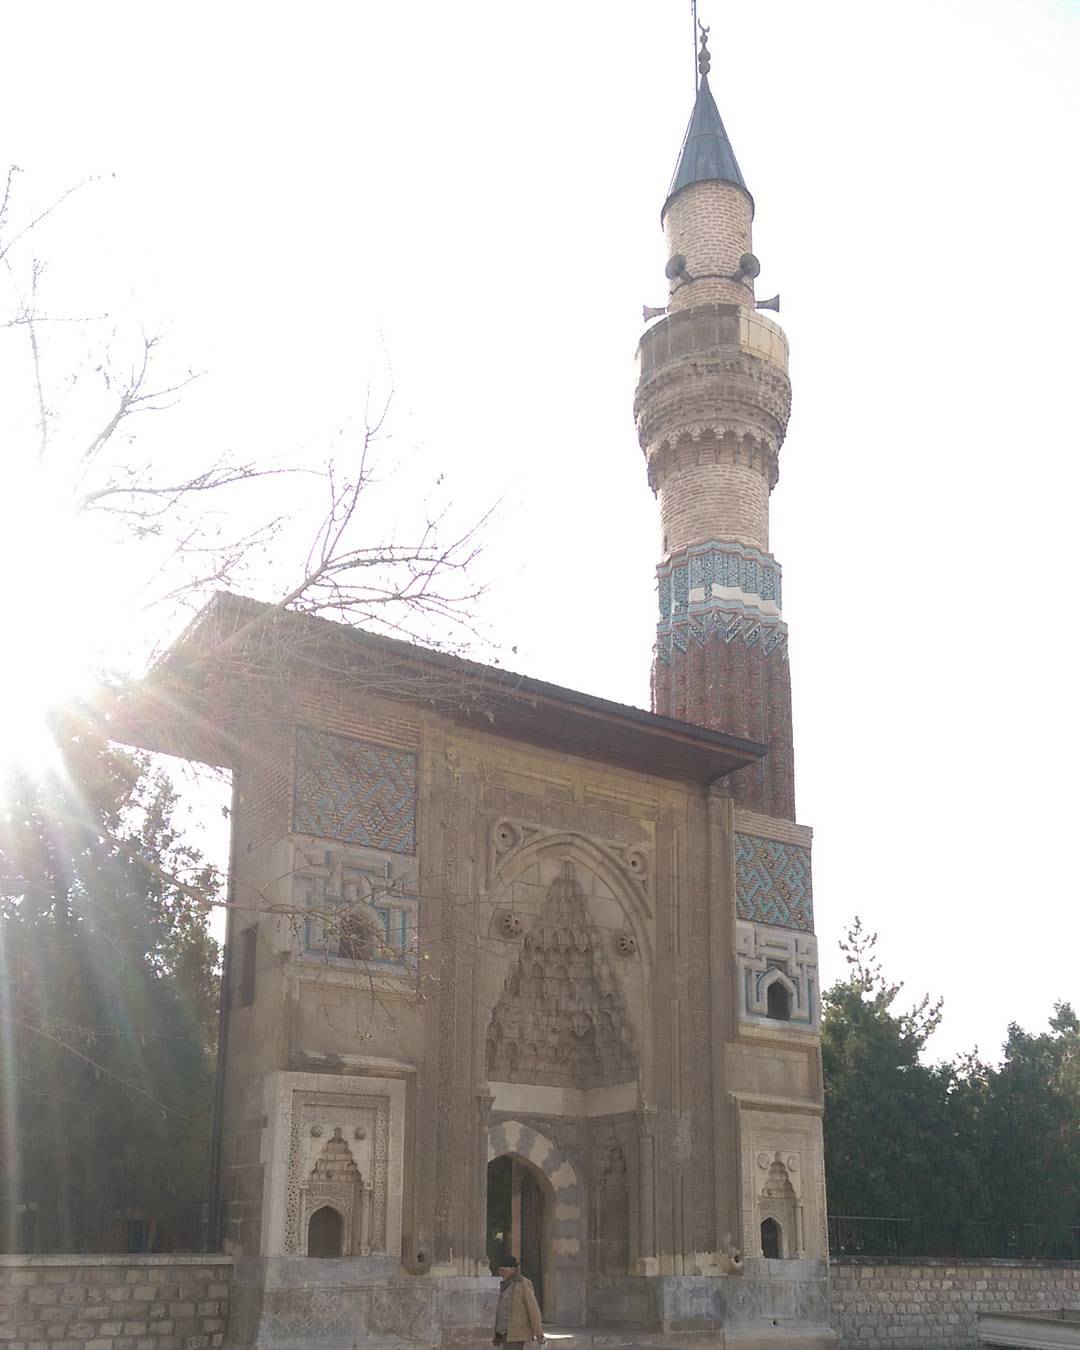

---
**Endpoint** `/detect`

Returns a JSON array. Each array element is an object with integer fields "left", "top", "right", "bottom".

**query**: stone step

[
  {"left": 548, "top": 1330, "right": 714, "bottom": 1347},
  {"left": 446, "top": 1334, "right": 717, "bottom": 1350}
]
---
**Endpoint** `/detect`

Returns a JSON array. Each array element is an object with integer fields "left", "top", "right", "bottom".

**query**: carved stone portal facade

[{"left": 134, "top": 598, "right": 830, "bottom": 1349}]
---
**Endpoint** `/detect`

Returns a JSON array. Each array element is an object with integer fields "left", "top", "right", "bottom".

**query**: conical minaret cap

[{"left": 662, "top": 72, "right": 752, "bottom": 220}]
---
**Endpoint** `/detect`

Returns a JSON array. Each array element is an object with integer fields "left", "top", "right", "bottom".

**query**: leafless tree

[
  {"left": 1, "top": 167, "right": 488, "bottom": 665},
  {"left": 0, "top": 165, "right": 496, "bottom": 1158}
]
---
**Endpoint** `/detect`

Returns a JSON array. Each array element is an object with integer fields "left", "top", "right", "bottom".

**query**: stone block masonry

[
  {"left": 0, "top": 1256, "right": 232, "bottom": 1350},
  {"left": 830, "top": 1257, "right": 1080, "bottom": 1350}
]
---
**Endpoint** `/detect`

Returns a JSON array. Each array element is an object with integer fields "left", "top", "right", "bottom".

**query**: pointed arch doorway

[{"left": 486, "top": 1156, "right": 546, "bottom": 1311}]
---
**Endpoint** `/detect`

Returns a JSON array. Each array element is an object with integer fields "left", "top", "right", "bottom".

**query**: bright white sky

[{"left": 2, "top": 0, "right": 1078, "bottom": 1064}]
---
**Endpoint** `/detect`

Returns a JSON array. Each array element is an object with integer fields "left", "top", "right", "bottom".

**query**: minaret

[{"left": 636, "top": 27, "right": 795, "bottom": 819}]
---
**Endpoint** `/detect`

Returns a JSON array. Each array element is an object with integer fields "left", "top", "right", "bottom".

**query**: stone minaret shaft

[{"left": 635, "top": 38, "right": 795, "bottom": 819}]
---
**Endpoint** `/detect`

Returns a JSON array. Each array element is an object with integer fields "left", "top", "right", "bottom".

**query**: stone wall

[
  {"left": 0, "top": 1256, "right": 232, "bottom": 1350},
  {"left": 830, "top": 1257, "right": 1080, "bottom": 1350}
]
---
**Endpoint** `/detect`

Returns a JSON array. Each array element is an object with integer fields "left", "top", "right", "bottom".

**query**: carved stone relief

[
  {"left": 757, "top": 1153, "right": 799, "bottom": 1258},
  {"left": 735, "top": 921, "right": 818, "bottom": 1028},
  {"left": 737, "top": 1111, "right": 827, "bottom": 1260},
  {"left": 285, "top": 1090, "right": 390, "bottom": 1254},
  {"left": 613, "top": 931, "right": 638, "bottom": 958},
  {"left": 301, "top": 1126, "right": 373, "bottom": 1256},
  {"left": 292, "top": 839, "right": 419, "bottom": 967},
  {"left": 492, "top": 909, "right": 525, "bottom": 940},
  {"left": 489, "top": 818, "right": 653, "bottom": 915},
  {"left": 590, "top": 1129, "right": 630, "bottom": 1274},
  {"left": 486, "top": 861, "right": 637, "bottom": 1089}
]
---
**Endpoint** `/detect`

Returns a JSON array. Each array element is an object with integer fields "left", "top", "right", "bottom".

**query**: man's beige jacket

[{"left": 500, "top": 1275, "right": 543, "bottom": 1343}]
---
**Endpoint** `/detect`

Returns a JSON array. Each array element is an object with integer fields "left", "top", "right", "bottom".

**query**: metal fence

[
  {"left": 6, "top": 1195, "right": 1078, "bottom": 1261},
  {"left": 0, "top": 1194, "right": 224, "bottom": 1255},
  {"left": 828, "top": 1214, "right": 1080, "bottom": 1261}
]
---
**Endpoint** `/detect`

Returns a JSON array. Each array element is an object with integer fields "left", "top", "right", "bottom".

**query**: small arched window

[
  {"left": 238, "top": 925, "right": 257, "bottom": 1007},
  {"left": 307, "top": 1206, "right": 344, "bottom": 1258},
  {"left": 766, "top": 980, "right": 792, "bottom": 1021},
  {"left": 761, "top": 1217, "right": 782, "bottom": 1259}
]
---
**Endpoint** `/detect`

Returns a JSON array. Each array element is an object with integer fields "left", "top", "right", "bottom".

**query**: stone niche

[
  {"left": 259, "top": 1070, "right": 406, "bottom": 1259},
  {"left": 302, "top": 1125, "right": 372, "bottom": 1257},
  {"left": 737, "top": 1109, "right": 827, "bottom": 1261}
]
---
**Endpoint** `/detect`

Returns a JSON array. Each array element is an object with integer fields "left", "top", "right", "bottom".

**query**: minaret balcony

[{"left": 637, "top": 303, "right": 788, "bottom": 383}]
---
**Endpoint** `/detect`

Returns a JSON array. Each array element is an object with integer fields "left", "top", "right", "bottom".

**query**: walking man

[{"left": 493, "top": 1253, "right": 545, "bottom": 1350}]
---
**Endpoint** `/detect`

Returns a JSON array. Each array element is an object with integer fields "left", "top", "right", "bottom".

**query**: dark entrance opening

[
  {"left": 486, "top": 1156, "right": 546, "bottom": 1311},
  {"left": 766, "top": 981, "right": 792, "bottom": 1020},
  {"left": 761, "top": 1216, "right": 782, "bottom": 1259},
  {"left": 308, "top": 1205, "right": 344, "bottom": 1257},
  {"left": 520, "top": 1169, "right": 543, "bottom": 1308},
  {"left": 487, "top": 1155, "right": 512, "bottom": 1270}
]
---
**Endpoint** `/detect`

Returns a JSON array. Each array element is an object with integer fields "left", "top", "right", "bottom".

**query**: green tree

[
  {"left": 0, "top": 708, "right": 220, "bottom": 1252},
  {"left": 823, "top": 922, "right": 1078, "bottom": 1256},
  {"left": 951, "top": 1003, "right": 1079, "bottom": 1242},
  {"left": 821, "top": 920, "right": 960, "bottom": 1220}
]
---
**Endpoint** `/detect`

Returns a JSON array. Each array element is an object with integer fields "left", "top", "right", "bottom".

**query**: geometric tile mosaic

[
  {"left": 293, "top": 727, "right": 417, "bottom": 854},
  {"left": 734, "top": 833, "right": 813, "bottom": 932},
  {"left": 655, "top": 608, "right": 788, "bottom": 663},
  {"left": 657, "top": 541, "right": 783, "bottom": 624},
  {"left": 655, "top": 541, "right": 787, "bottom": 665}
]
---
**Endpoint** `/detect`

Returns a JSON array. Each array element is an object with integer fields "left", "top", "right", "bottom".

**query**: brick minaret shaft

[{"left": 635, "top": 33, "right": 795, "bottom": 818}]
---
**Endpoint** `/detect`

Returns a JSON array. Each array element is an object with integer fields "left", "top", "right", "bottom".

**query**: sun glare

[{"left": 0, "top": 469, "right": 119, "bottom": 774}]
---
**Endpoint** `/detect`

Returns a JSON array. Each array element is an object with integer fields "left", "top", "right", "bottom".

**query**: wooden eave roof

[{"left": 115, "top": 592, "right": 765, "bottom": 788}]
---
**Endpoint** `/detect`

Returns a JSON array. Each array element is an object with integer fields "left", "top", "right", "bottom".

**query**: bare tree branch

[
  {"left": 0, "top": 171, "right": 96, "bottom": 267},
  {"left": 77, "top": 335, "right": 202, "bottom": 470},
  {"left": 25, "top": 258, "right": 48, "bottom": 459}
]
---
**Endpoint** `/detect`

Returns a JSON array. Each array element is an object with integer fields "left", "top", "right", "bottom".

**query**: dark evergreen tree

[
  {"left": 0, "top": 709, "right": 219, "bottom": 1252},
  {"left": 950, "top": 1003, "right": 1079, "bottom": 1248},
  {"left": 823, "top": 920, "right": 1078, "bottom": 1257},
  {"left": 821, "top": 920, "right": 959, "bottom": 1222}
]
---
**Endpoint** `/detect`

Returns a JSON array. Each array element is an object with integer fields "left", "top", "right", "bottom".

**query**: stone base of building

[
  {"left": 227, "top": 1257, "right": 489, "bottom": 1350},
  {"left": 585, "top": 1260, "right": 830, "bottom": 1332},
  {"left": 225, "top": 1258, "right": 833, "bottom": 1350}
]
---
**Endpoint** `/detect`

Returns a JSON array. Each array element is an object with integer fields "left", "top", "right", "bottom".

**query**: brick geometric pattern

[
  {"left": 294, "top": 728, "right": 417, "bottom": 853},
  {"left": 734, "top": 833, "right": 813, "bottom": 932},
  {"left": 653, "top": 614, "right": 795, "bottom": 818}
]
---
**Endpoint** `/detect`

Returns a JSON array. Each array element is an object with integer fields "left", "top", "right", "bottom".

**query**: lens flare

[{"left": 0, "top": 469, "right": 119, "bottom": 776}]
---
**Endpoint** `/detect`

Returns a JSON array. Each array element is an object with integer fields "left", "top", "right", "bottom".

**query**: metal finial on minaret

[{"left": 697, "top": 20, "right": 711, "bottom": 78}]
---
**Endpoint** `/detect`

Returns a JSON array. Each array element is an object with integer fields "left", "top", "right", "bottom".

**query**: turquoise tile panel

[
  {"left": 294, "top": 727, "right": 417, "bottom": 853},
  {"left": 735, "top": 833, "right": 813, "bottom": 932}
]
